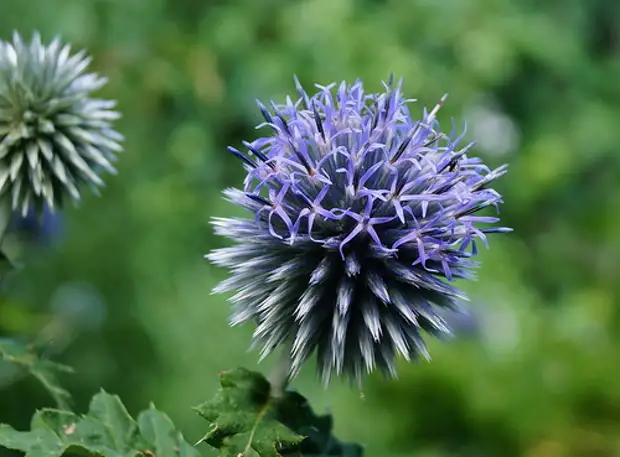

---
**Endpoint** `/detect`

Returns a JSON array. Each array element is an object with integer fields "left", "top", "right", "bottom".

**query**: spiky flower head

[
  {"left": 0, "top": 32, "right": 123, "bottom": 216},
  {"left": 208, "top": 76, "right": 510, "bottom": 384}
]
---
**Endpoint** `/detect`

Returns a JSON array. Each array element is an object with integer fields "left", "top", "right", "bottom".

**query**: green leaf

[
  {"left": 0, "top": 390, "right": 200, "bottom": 457},
  {"left": 88, "top": 391, "right": 137, "bottom": 450},
  {"left": 194, "top": 368, "right": 304, "bottom": 457},
  {"left": 194, "top": 368, "right": 363, "bottom": 457},
  {"left": 137, "top": 406, "right": 180, "bottom": 457},
  {"left": 274, "top": 391, "right": 363, "bottom": 457},
  {"left": 0, "top": 338, "right": 73, "bottom": 409}
]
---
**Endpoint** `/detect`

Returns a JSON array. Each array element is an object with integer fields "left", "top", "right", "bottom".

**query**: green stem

[
  {"left": 268, "top": 341, "right": 293, "bottom": 398},
  {"left": 0, "top": 196, "right": 15, "bottom": 287},
  {"left": 0, "top": 196, "right": 11, "bottom": 247}
]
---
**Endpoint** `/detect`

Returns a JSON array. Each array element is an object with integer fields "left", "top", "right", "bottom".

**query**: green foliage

[
  {"left": 0, "top": 338, "right": 73, "bottom": 410},
  {"left": 0, "top": 390, "right": 199, "bottom": 457},
  {"left": 195, "top": 368, "right": 305, "bottom": 457},
  {"left": 274, "top": 391, "right": 363, "bottom": 457},
  {"left": 195, "top": 368, "right": 363, "bottom": 457}
]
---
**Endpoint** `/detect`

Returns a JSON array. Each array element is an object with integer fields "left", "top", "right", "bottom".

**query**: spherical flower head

[
  {"left": 208, "top": 76, "right": 511, "bottom": 384},
  {"left": 0, "top": 32, "right": 123, "bottom": 216}
]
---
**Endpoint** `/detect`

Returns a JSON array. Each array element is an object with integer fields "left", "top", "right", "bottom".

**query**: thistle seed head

[
  {"left": 0, "top": 32, "right": 123, "bottom": 215},
  {"left": 208, "top": 77, "right": 511, "bottom": 384}
]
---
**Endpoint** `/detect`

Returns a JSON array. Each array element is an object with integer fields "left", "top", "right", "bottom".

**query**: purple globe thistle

[{"left": 208, "top": 76, "right": 510, "bottom": 384}]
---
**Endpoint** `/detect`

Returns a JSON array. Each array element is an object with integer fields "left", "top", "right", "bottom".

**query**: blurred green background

[{"left": 1, "top": 0, "right": 620, "bottom": 456}]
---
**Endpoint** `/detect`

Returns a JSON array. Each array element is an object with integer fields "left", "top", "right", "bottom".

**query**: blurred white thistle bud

[{"left": 0, "top": 32, "right": 123, "bottom": 216}]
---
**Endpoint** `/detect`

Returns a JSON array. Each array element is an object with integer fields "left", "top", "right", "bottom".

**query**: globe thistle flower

[
  {"left": 208, "top": 76, "right": 510, "bottom": 384},
  {"left": 0, "top": 32, "right": 123, "bottom": 216}
]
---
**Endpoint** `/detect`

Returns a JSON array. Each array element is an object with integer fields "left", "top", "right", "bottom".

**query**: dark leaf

[{"left": 194, "top": 368, "right": 363, "bottom": 457}]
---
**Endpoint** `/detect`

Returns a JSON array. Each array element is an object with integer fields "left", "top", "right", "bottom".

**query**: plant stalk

[{"left": 268, "top": 340, "right": 293, "bottom": 398}]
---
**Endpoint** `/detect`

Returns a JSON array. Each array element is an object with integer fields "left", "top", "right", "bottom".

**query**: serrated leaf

[
  {"left": 0, "top": 423, "right": 64, "bottom": 457},
  {"left": 0, "top": 339, "right": 73, "bottom": 409},
  {"left": 0, "top": 391, "right": 200, "bottom": 457},
  {"left": 87, "top": 390, "right": 137, "bottom": 451},
  {"left": 194, "top": 368, "right": 305, "bottom": 457},
  {"left": 194, "top": 368, "right": 363, "bottom": 457},
  {"left": 137, "top": 406, "right": 179, "bottom": 457}
]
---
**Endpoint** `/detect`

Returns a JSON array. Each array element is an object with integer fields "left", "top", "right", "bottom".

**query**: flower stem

[
  {"left": 0, "top": 197, "right": 18, "bottom": 289},
  {"left": 268, "top": 341, "right": 293, "bottom": 398},
  {"left": 0, "top": 196, "right": 11, "bottom": 247}
]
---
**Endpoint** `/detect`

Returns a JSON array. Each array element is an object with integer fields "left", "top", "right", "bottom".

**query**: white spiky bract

[{"left": 0, "top": 32, "right": 123, "bottom": 215}]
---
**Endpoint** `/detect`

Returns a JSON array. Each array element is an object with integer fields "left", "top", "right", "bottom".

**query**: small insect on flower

[
  {"left": 208, "top": 76, "right": 511, "bottom": 385},
  {"left": 0, "top": 32, "right": 123, "bottom": 216}
]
